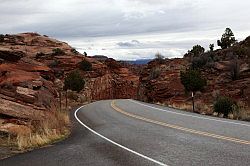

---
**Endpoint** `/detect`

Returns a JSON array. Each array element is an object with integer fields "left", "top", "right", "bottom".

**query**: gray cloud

[
  {"left": 0, "top": 0, "right": 250, "bottom": 60},
  {"left": 117, "top": 40, "right": 140, "bottom": 47}
]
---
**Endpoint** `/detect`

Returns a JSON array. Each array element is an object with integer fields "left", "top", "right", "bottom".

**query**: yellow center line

[{"left": 111, "top": 101, "right": 250, "bottom": 145}]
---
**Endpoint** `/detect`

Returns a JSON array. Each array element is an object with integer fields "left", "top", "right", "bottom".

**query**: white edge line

[
  {"left": 129, "top": 100, "right": 250, "bottom": 127},
  {"left": 74, "top": 104, "right": 168, "bottom": 166}
]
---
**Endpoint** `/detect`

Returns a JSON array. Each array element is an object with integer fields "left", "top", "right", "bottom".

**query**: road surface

[{"left": 1, "top": 99, "right": 250, "bottom": 166}]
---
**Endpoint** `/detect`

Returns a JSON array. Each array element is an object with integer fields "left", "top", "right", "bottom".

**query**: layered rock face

[
  {"left": 0, "top": 33, "right": 139, "bottom": 133},
  {"left": 138, "top": 37, "right": 250, "bottom": 116},
  {"left": 81, "top": 58, "right": 139, "bottom": 101},
  {"left": 0, "top": 33, "right": 61, "bottom": 121},
  {"left": 138, "top": 58, "right": 189, "bottom": 104}
]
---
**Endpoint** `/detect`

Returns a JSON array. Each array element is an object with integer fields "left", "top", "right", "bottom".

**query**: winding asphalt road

[{"left": 1, "top": 99, "right": 250, "bottom": 166}]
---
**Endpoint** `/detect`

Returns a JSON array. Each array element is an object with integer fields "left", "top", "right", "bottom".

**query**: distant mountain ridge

[{"left": 121, "top": 59, "right": 153, "bottom": 65}]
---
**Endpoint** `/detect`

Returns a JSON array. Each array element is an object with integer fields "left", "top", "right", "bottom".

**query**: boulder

[
  {"left": 0, "top": 98, "right": 46, "bottom": 120},
  {"left": 16, "top": 87, "right": 37, "bottom": 104}
]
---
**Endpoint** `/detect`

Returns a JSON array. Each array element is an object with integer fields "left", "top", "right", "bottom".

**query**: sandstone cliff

[{"left": 0, "top": 33, "right": 139, "bottom": 136}]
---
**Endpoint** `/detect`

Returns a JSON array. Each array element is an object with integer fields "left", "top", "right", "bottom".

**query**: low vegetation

[
  {"left": 235, "top": 101, "right": 250, "bottom": 121},
  {"left": 71, "top": 48, "right": 78, "bottom": 54},
  {"left": 188, "top": 45, "right": 205, "bottom": 57},
  {"left": 0, "top": 34, "right": 4, "bottom": 42},
  {"left": 79, "top": 60, "right": 92, "bottom": 71},
  {"left": 16, "top": 110, "right": 70, "bottom": 150},
  {"left": 233, "top": 46, "right": 249, "bottom": 58},
  {"left": 49, "top": 60, "right": 60, "bottom": 68},
  {"left": 230, "top": 58, "right": 240, "bottom": 80},
  {"left": 192, "top": 55, "right": 208, "bottom": 69},
  {"left": 52, "top": 48, "right": 65, "bottom": 56},
  {"left": 64, "top": 70, "right": 85, "bottom": 92},
  {"left": 149, "top": 67, "right": 161, "bottom": 80},
  {"left": 35, "top": 52, "right": 45, "bottom": 59},
  {"left": 180, "top": 69, "right": 207, "bottom": 92},
  {"left": 54, "top": 69, "right": 64, "bottom": 79},
  {"left": 67, "top": 90, "right": 79, "bottom": 101},
  {"left": 0, "top": 110, "right": 70, "bottom": 151},
  {"left": 213, "top": 97, "right": 236, "bottom": 117},
  {"left": 191, "top": 52, "right": 218, "bottom": 69}
]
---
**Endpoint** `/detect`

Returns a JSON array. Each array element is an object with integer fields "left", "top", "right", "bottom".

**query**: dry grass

[
  {"left": 156, "top": 102, "right": 164, "bottom": 106},
  {"left": 171, "top": 102, "right": 193, "bottom": 111},
  {"left": 156, "top": 101, "right": 193, "bottom": 112},
  {"left": 16, "top": 110, "right": 70, "bottom": 150},
  {"left": 232, "top": 101, "right": 250, "bottom": 121},
  {"left": 154, "top": 100, "right": 250, "bottom": 121}
]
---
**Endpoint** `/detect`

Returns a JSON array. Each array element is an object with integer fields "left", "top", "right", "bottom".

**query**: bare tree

[{"left": 155, "top": 52, "right": 164, "bottom": 60}]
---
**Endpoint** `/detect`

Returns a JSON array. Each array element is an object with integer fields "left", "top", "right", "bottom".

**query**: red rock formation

[
  {"left": 82, "top": 58, "right": 139, "bottom": 101},
  {"left": 0, "top": 60, "right": 57, "bottom": 120},
  {"left": 0, "top": 32, "right": 139, "bottom": 131},
  {"left": 138, "top": 37, "right": 250, "bottom": 116},
  {"left": 138, "top": 58, "right": 188, "bottom": 103}
]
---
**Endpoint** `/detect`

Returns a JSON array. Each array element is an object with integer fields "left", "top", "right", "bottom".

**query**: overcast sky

[{"left": 1, "top": 0, "right": 250, "bottom": 60}]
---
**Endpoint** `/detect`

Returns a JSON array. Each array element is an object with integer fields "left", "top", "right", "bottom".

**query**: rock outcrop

[
  {"left": 80, "top": 58, "right": 139, "bottom": 101},
  {"left": 138, "top": 58, "right": 189, "bottom": 104},
  {"left": 0, "top": 33, "right": 139, "bottom": 135},
  {"left": 138, "top": 37, "right": 250, "bottom": 117},
  {"left": 0, "top": 48, "right": 24, "bottom": 62}
]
